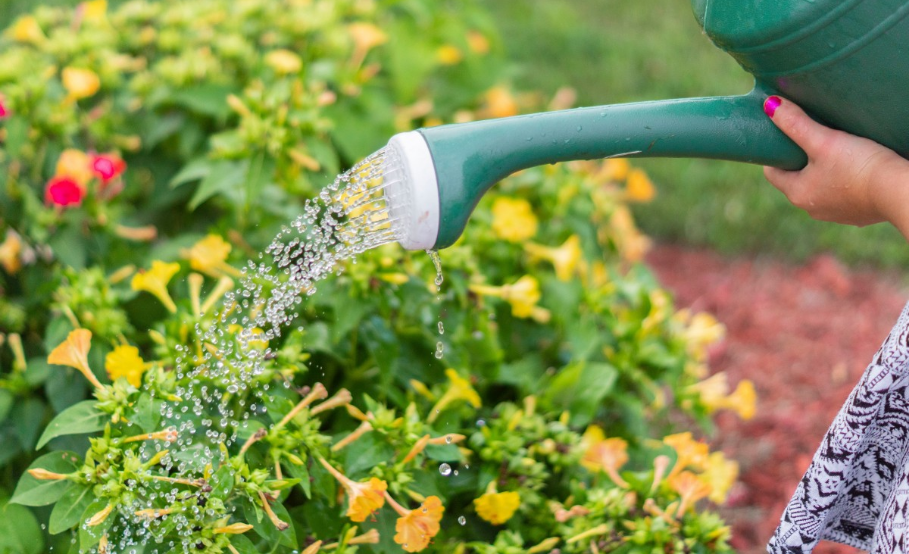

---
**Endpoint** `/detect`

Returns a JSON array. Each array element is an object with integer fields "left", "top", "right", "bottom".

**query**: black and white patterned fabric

[{"left": 768, "top": 300, "right": 909, "bottom": 554}]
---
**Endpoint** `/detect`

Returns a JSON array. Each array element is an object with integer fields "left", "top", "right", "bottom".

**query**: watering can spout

[{"left": 383, "top": 86, "right": 806, "bottom": 250}]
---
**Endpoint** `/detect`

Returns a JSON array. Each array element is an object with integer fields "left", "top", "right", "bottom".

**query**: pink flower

[
  {"left": 91, "top": 153, "right": 126, "bottom": 182},
  {"left": 45, "top": 176, "right": 85, "bottom": 207},
  {"left": 0, "top": 98, "right": 9, "bottom": 119}
]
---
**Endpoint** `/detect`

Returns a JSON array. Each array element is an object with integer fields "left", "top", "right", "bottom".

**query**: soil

[{"left": 645, "top": 243, "right": 909, "bottom": 554}]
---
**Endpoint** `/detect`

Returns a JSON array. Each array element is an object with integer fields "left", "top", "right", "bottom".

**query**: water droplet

[
  {"left": 439, "top": 463, "right": 452, "bottom": 476},
  {"left": 434, "top": 341, "right": 444, "bottom": 359},
  {"left": 445, "top": 435, "right": 452, "bottom": 444},
  {"left": 458, "top": 516, "right": 466, "bottom": 525},
  {"left": 476, "top": 419, "right": 486, "bottom": 427},
  {"left": 437, "top": 321, "right": 444, "bottom": 335}
]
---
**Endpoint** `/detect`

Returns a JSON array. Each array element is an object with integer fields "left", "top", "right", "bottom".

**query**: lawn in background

[{"left": 488, "top": 0, "right": 909, "bottom": 268}]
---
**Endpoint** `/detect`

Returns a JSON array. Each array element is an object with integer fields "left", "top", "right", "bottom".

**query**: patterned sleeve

[{"left": 769, "top": 300, "right": 909, "bottom": 554}]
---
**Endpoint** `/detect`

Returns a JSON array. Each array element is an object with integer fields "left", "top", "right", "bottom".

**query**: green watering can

[{"left": 380, "top": 0, "right": 909, "bottom": 250}]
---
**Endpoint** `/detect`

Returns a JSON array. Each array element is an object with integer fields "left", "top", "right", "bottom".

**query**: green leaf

[
  {"left": 343, "top": 432, "right": 395, "bottom": 478},
  {"left": 12, "top": 398, "right": 46, "bottom": 451},
  {"left": 283, "top": 459, "right": 311, "bottom": 498},
  {"left": 0, "top": 502, "right": 44, "bottom": 554},
  {"left": 3, "top": 116, "right": 28, "bottom": 159},
  {"left": 166, "top": 84, "right": 236, "bottom": 119},
  {"left": 11, "top": 451, "right": 81, "bottom": 506},
  {"left": 209, "top": 464, "right": 235, "bottom": 499},
  {"left": 189, "top": 159, "right": 249, "bottom": 210},
  {"left": 36, "top": 401, "right": 106, "bottom": 450},
  {"left": 23, "top": 357, "right": 51, "bottom": 387},
  {"left": 131, "top": 395, "right": 163, "bottom": 433},
  {"left": 228, "top": 534, "right": 258, "bottom": 554},
  {"left": 48, "top": 226, "right": 87, "bottom": 269},
  {"left": 169, "top": 157, "right": 212, "bottom": 189},
  {"left": 544, "top": 361, "right": 618, "bottom": 427},
  {"left": 0, "top": 390, "right": 12, "bottom": 423},
  {"left": 49, "top": 485, "right": 94, "bottom": 534}
]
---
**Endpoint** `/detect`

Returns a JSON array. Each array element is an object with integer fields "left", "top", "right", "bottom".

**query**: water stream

[{"left": 106, "top": 147, "right": 433, "bottom": 551}]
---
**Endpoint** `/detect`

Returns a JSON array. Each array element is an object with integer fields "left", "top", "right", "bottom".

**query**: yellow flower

[
  {"left": 482, "top": 86, "right": 519, "bottom": 119},
  {"left": 428, "top": 369, "right": 481, "bottom": 422},
  {"left": 62, "top": 67, "right": 101, "bottom": 100},
  {"left": 131, "top": 261, "right": 180, "bottom": 313},
  {"left": 524, "top": 235, "right": 582, "bottom": 282},
  {"left": 7, "top": 16, "right": 45, "bottom": 44},
  {"left": 701, "top": 451, "right": 739, "bottom": 504},
  {"left": 81, "top": 0, "right": 107, "bottom": 22},
  {"left": 436, "top": 45, "right": 462, "bottom": 65},
  {"left": 470, "top": 275, "right": 549, "bottom": 321},
  {"left": 466, "top": 31, "right": 490, "bottom": 54},
  {"left": 47, "top": 329, "right": 103, "bottom": 390},
  {"left": 726, "top": 380, "right": 756, "bottom": 420},
  {"left": 105, "top": 344, "right": 146, "bottom": 388},
  {"left": 686, "top": 373, "right": 755, "bottom": 420},
  {"left": 676, "top": 310, "right": 726, "bottom": 362},
  {"left": 388, "top": 494, "right": 444, "bottom": 552},
  {"left": 580, "top": 425, "right": 629, "bottom": 487},
  {"left": 663, "top": 432, "right": 709, "bottom": 476},
  {"left": 317, "top": 458, "right": 387, "bottom": 522},
  {"left": 0, "top": 230, "right": 23, "bottom": 274},
  {"left": 669, "top": 470, "right": 712, "bottom": 515},
  {"left": 265, "top": 49, "right": 302, "bottom": 74},
  {"left": 609, "top": 206, "right": 651, "bottom": 263},
  {"left": 474, "top": 484, "right": 520, "bottom": 525},
  {"left": 626, "top": 168, "right": 656, "bottom": 202},
  {"left": 55, "top": 149, "right": 93, "bottom": 187},
  {"left": 599, "top": 158, "right": 630, "bottom": 182},
  {"left": 181, "top": 234, "right": 239, "bottom": 278},
  {"left": 490, "top": 197, "right": 537, "bottom": 242}
]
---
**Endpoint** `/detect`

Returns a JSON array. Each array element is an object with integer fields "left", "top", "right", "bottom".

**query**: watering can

[{"left": 381, "top": 0, "right": 909, "bottom": 250}]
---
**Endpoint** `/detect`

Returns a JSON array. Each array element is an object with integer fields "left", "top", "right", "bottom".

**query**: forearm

[{"left": 870, "top": 154, "right": 909, "bottom": 243}]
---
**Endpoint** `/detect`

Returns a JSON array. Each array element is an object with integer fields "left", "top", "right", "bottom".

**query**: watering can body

[
  {"left": 694, "top": 0, "right": 909, "bottom": 159},
  {"left": 392, "top": 0, "right": 909, "bottom": 249}
]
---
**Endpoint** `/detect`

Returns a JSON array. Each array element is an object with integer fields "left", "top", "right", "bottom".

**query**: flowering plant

[{"left": 0, "top": 1, "right": 753, "bottom": 553}]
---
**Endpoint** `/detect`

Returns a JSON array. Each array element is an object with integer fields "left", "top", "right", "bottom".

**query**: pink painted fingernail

[{"left": 764, "top": 96, "right": 782, "bottom": 118}]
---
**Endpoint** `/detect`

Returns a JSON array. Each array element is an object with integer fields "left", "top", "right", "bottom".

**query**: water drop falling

[
  {"left": 437, "top": 321, "right": 444, "bottom": 335},
  {"left": 439, "top": 463, "right": 452, "bottom": 476},
  {"left": 434, "top": 341, "right": 444, "bottom": 359}
]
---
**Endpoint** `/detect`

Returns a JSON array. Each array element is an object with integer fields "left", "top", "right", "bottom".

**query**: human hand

[{"left": 762, "top": 96, "right": 909, "bottom": 238}]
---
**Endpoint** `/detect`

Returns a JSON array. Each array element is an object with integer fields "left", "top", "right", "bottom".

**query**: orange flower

[
  {"left": 669, "top": 470, "right": 712, "bottom": 516},
  {"left": 47, "top": 329, "right": 103, "bottom": 390},
  {"left": 317, "top": 457, "right": 386, "bottom": 522},
  {"left": 663, "top": 432, "right": 709, "bottom": 478},
  {"left": 387, "top": 493, "right": 444, "bottom": 552},
  {"left": 580, "top": 425, "right": 629, "bottom": 487}
]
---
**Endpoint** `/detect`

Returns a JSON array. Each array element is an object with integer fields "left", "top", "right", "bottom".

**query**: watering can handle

[{"left": 420, "top": 86, "right": 808, "bottom": 248}]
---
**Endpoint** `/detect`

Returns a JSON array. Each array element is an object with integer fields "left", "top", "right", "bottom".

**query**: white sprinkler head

[{"left": 382, "top": 131, "right": 440, "bottom": 251}]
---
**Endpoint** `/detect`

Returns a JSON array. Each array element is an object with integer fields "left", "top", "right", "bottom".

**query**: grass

[
  {"left": 487, "top": 0, "right": 909, "bottom": 268},
  {"left": 4, "top": 0, "right": 908, "bottom": 267}
]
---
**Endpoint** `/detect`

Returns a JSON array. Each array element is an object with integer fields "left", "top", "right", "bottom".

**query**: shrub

[{"left": 0, "top": 1, "right": 751, "bottom": 553}]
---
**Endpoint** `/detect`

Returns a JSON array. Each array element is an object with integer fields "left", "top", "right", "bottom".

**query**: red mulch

[{"left": 646, "top": 243, "right": 909, "bottom": 554}]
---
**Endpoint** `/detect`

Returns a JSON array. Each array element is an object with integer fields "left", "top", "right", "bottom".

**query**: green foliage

[{"left": 0, "top": 0, "right": 748, "bottom": 552}]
